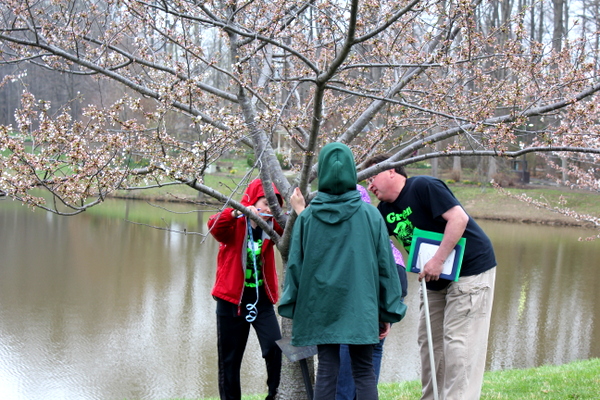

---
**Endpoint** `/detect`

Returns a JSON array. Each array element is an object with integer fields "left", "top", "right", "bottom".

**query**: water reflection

[
  {"left": 0, "top": 199, "right": 223, "bottom": 400},
  {"left": 484, "top": 221, "right": 600, "bottom": 371},
  {"left": 0, "top": 198, "right": 598, "bottom": 399}
]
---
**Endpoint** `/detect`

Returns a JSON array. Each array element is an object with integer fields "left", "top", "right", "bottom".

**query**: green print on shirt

[
  {"left": 245, "top": 238, "right": 263, "bottom": 287},
  {"left": 385, "top": 207, "right": 415, "bottom": 250}
]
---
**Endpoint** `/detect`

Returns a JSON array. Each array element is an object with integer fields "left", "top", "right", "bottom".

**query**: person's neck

[{"left": 390, "top": 174, "right": 406, "bottom": 201}]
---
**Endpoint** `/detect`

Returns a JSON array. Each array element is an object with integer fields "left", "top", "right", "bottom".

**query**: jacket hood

[
  {"left": 241, "top": 179, "right": 283, "bottom": 207},
  {"left": 310, "top": 190, "right": 362, "bottom": 224},
  {"left": 311, "top": 143, "right": 361, "bottom": 224},
  {"left": 317, "top": 142, "right": 357, "bottom": 195}
]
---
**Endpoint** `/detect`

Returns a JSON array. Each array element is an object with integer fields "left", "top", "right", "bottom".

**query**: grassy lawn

[
  {"left": 448, "top": 184, "right": 599, "bottom": 226},
  {"left": 113, "top": 158, "right": 259, "bottom": 202},
  {"left": 108, "top": 160, "right": 599, "bottom": 228},
  {"left": 4, "top": 148, "right": 598, "bottom": 223},
  {"left": 477, "top": 358, "right": 600, "bottom": 399},
  {"left": 185, "top": 358, "right": 599, "bottom": 400},
  {"left": 379, "top": 358, "right": 600, "bottom": 399}
]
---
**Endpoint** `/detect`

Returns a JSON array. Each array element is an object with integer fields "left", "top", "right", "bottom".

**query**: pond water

[{"left": 0, "top": 196, "right": 598, "bottom": 399}]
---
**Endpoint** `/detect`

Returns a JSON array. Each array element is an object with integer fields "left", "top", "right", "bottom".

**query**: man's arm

[{"left": 419, "top": 205, "right": 469, "bottom": 282}]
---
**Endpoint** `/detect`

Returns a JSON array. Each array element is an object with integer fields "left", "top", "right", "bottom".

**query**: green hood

[
  {"left": 310, "top": 190, "right": 362, "bottom": 224},
  {"left": 317, "top": 142, "right": 357, "bottom": 195},
  {"left": 312, "top": 143, "right": 360, "bottom": 224}
]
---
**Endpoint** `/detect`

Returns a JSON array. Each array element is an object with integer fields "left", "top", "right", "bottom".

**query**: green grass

[
  {"left": 110, "top": 164, "right": 598, "bottom": 227},
  {"left": 404, "top": 166, "right": 599, "bottom": 218},
  {"left": 8, "top": 153, "right": 596, "bottom": 225},
  {"left": 390, "top": 359, "right": 600, "bottom": 399},
  {"left": 380, "top": 358, "right": 600, "bottom": 399},
  {"left": 478, "top": 358, "right": 600, "bottom": 399},
  {"left": 447, "top": 184, "right": 599, "bottom": 224},
  {"left": 186, "top": 358, "right": 600, "bottom": 400},
  {"left": 450, "top": 184, "right": 598, "bottom": 212},
  {"left": 113, "top": 158, "right": 260, "bottom": 202},
  {"left": 85, "top": 196, "right": 205, "bottom": 228}
]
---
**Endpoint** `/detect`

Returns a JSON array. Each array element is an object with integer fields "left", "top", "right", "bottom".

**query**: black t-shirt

[{"left": 377, "top": 176, "right": 496, "bottom": 290}]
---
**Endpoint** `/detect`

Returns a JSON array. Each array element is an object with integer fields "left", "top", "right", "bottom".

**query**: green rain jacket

[{"left": 279, "top": 143, "right": 406, "bottom": 346}]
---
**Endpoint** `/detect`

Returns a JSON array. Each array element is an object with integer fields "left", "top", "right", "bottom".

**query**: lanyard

[{"left": 245, "top": 218, "right": 260, "bottom": 322}]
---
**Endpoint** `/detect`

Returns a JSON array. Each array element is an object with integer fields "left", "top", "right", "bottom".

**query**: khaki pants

[{"left": 418, "top": 267, "right": 496, "bottom": 400}]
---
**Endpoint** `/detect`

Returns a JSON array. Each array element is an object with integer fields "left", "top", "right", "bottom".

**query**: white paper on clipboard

[{"left": 416, "top": 243, "right": 457, "bottom": 275}]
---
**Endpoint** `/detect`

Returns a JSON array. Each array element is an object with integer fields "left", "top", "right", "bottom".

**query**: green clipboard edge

[{"left": 406, "top": 228, "right": 467, "bottom": 282}]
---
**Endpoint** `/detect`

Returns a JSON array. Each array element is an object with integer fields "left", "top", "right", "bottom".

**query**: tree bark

[
  {"left": 278, "top": 318, "right": 315, "bottom": 400},
  {"left": 552, "top": 0, "right": 564, "bottom": 52}
]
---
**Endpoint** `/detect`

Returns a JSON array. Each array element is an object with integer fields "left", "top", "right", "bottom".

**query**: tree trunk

[
  {"left": 277, "top": 317, "right": 315, "bottom": 400},
  {"left": 452, "top": 135, "right": 462, "bottom": 181},
  {"left": 487, "top": 157, "right": 497, "bottom": 181},
  {"left": 552, "top": 0, "right": 564, "bottom": 52},
  {"left": 561, "top": 155, "right": 568, "bottom": 184},
  {"left": 452, "top": 156, "right": 461, "bottom": 181},
  {"left": 276, "top": 253, "right": 315, "bottom": 400},
  {"left": 431, "top": 142, "right": 440, "bottom": 178},
  {"left": 431, "top": 156, "right": 439, "bottom": 178}
]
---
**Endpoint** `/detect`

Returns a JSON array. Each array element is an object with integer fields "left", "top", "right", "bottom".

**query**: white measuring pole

[{"left": 422, "top": 278, "right": 439, "bottom": 400}]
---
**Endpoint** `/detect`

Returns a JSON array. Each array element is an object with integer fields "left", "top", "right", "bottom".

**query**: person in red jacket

[{"left": 207, "top": 179, "right": 284, "bottom": 400}]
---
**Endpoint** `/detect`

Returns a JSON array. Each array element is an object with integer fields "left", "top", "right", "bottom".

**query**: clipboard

[{"left": 406, "top": 228, "right": 466, "bottom": 281}]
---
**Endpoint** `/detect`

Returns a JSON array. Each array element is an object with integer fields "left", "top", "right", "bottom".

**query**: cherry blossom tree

[{"left": 1, "top": 0, "right": 599, "bottom": 395}]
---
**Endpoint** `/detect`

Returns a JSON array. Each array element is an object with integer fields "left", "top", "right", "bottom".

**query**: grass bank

[
  {"left": 449, "top": 184, "right": 599, "bottom": 227},
  {"left": 186, "top": 358, "right": 598, "bottom": 400},
  {"left": 113, "top": 166, "right": 599, "bottom": 228},
  {"left": 378, "top": 358, "right": 600, "bottom": 400}
]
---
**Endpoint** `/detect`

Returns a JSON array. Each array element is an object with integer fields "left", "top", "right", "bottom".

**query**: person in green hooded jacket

[{"left": 279, "top": 142, "right": 406, "bottom": 400}]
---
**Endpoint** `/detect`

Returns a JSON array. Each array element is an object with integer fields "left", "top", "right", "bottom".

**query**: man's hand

[
  {"left": 418, "top": 205, "right": 468, "bottom": 282},
  {"left": 419, "top": 258, "right": 445, "bottom": 282}
]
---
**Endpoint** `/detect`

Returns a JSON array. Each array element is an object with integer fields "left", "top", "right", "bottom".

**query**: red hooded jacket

[{"left": 207, "top": 179, "right": 284, "bottom": 306}]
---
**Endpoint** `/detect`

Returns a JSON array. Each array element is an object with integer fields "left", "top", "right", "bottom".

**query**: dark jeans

[
  {"left": 314, "top": 343, "right": 378, "bottom": 400},
  {"left": 216, "top": 294, "right": 282, "bottom": 400},
  {"left": 335, "top": 291, "right": 406, "bottom": 400},
  {"left": 335, "top": 339, "right": 385, "bottom": 400}
]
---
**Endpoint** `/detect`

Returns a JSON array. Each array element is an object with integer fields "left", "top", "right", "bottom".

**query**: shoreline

[
  {"left": 469, "top": 213, "right": 596, "bottom": 228},
  {"left": 108, "top": 192, "right": 597, "bottom": 229}
]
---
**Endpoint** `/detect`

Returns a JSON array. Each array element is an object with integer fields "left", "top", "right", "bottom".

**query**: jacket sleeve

[
  {"left": 278, "top": 218, "right": 303, "bottom": 319},
  {"left": 375, "top": 214, "right": 407, "bottom": 323},
  {"left": 207, "top": 208, "right": 238, "bottom": 244}
]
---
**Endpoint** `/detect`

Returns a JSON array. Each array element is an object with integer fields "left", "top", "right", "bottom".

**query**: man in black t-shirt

[{"left": 364, "top": 154, "right": 497, "bottom": 400}]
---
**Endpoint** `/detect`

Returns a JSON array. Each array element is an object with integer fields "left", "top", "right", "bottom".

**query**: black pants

[
  {"left": 216, "top": 293, "right": 282, "bottom": 400},
  {"left": 314, "top": 343, "right": 378, "bottom": 400}
]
